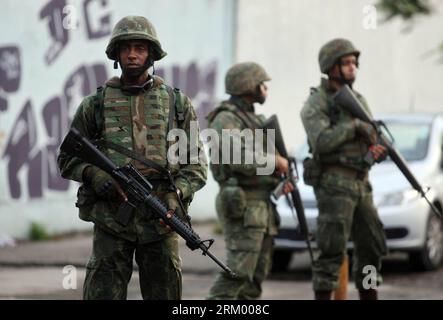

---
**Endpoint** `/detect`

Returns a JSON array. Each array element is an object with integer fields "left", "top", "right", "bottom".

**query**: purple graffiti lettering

[
  {"left": 155, "top": 68, "right": 165, "bottom": 80},
  {"left": 92, "top": 64, "right": 108, "bottom": 88},
  {"left": 2, "top": 101, "right": 39, "bottom": 198},
  {"left": 0, "top": 45, "right": 21, "bottom": 113},
  {"left": 63, "top": 66, "right": 92, "bottom": 118},
  {"left": 185, "top": 62, "right": 199, "bottom": 98},
  {"left": 83, "top": 0, "right": 111, "bottom": 40},
  {"left": 43, "top": 96, "right": 69, "bottom": 191},
  {"left": 64, "top": 63, "right": 107, "bottom": 123},
  {"left": 2, "top": 63, "right": 108, "bottom": 199},
  {"left": 171, "top": 66, "right": 183, "bottom": 89},
  {"left": 28, "top": 151, "right": 44, "bottom": 198},
  {"left": 40, "top": 0, "right": 69, "bottom": 65},
  {"left": 197, "top": 60, "right": 217, "bottom": 128},
  {"left": 0, "top": 46, "right": 21, "bottom": 93},
  {"left": 0, "top": 95, "right": 7, "bottom": 111},
  {"left": 203, "top": 61, "right": 217, "bottom": 94},
  {"left": 156, "top": 61, "right": 217, "bottom": 128}
]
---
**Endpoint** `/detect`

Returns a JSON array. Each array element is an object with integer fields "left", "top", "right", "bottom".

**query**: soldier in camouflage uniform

[
  {"left": 206, "top": 62, "right": 293, "bottom": 299},
  {"left": 300, "top": 39, "right": 388, "bottom": 300},
  {"left": 57, "top": 16, "right": 207, "bottom": 300}
]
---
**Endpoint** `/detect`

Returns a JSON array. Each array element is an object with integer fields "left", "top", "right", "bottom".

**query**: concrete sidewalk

[
  {"left": 0, "top": 222, "right": 225, "bottom": 274},
  {"left": 0, "top": 222, "right": 344, "bottom": 300},
  {"left": 3, "top": 222, "right": 441, "bottom": 300},
  {"left": 0, "top": 222, "right": 231, "bottom": 299},
  {"left": 0, "top": 222, "right": 316, "bottom": 300}
]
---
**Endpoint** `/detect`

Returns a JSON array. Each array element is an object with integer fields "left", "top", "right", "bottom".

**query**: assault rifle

[
  {"left": 60, "top": 128, "right": 237, "bottom": 277},
  {"left": 262, "top": 115, "right": 314, "bottom": 262},
  {"left": 334, "top": 85, "right": 442, "bottom": 220}
]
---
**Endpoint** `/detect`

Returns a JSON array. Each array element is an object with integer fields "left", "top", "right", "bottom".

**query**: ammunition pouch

[
  {"left": 76, "top": 184, "right": 97, "bottom": 222},
  {"left": 302, "top": 157, "right": 322, "bottom": 187},
  {"left": 219, "top": 178, "right": 247, "bottom": 219},
  {"left": 76, "top": 184, "right": 136, "bottom": 230}
]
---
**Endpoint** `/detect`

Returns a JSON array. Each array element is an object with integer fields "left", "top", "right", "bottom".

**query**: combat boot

[
  {"left": 314, "top": 290, "right": 332, "bottom": 300},
  {"left": 358, "top": 289, "right": 378, "bottom": 300}
]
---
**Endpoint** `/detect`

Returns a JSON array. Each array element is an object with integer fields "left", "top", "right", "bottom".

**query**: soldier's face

[
  {"left": 256, "top": 83, "right": 268, "bottom": 104},
  {"left": 118, "top": 40, "right": 150, "bottom": 69},
  {"left": 338, "top": 54, "right": 358, "bottom": 82}
]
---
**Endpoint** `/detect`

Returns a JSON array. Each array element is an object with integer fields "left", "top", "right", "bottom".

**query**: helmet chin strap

[
  {"left": 121, "top": 57, "right": 153, "bottom": 79},
  {"left": 116, "top": 47, "right": 155, "bottom": 79},
  {"left": 340, "top": 66, "right": 354, "bottom": 88},
  {"left": 253, "top": 91, "right": 266, "bottom": 104},
  {"left": 251, "top": 84, "right": 266, "bottom": 104},
  {"left": 120, "top": 58, "right": 155, "bottom": 95},
  {"left": 329, "top": 63, "right": 354, "bottom": 89},
  {"left": 121, "top": 78, "right": 154, "bottom": 95}
]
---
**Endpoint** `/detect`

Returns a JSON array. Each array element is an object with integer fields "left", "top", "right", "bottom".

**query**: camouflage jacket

[
  {"left": 300, "top": 78, "right": 372, "bottom": 171},
  {"left": 57, "top": 75, "right": 207, "bottom": 242},
  {"left": 206, "top": 96, "right": 279, "bottom": 191}
]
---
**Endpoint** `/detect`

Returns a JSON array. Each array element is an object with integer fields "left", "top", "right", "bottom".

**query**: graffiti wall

[{"left": 0, "top": 0, "right": 235, "bottom": 238}]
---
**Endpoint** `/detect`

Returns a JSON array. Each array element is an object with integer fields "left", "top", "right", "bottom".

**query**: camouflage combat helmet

[
  {"left": 225, "top": 62, "right": 271, "bottom": 95},
  {"left": 106, "top": 16, "right": 167, "bottom": 62},
  {"left": 318, "top": 38, "right": 360, "bottom": 74}
]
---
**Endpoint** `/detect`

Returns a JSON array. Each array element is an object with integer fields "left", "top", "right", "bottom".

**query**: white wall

[
  {"left": 0, "top": 0, "right": 235, "bottom": 238},
  {"left": 3, "top": 0, "right": 442, "bottom": 238},
  {"left": 236, "top": 0, "right": 443, "bottom": 152}
]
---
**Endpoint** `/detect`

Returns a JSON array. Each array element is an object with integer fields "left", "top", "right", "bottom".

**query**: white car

[{"left": 273, "top": 113, "right": 443, "bottom": 271}]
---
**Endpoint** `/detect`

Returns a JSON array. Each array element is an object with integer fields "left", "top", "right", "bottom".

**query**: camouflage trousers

[
  {"left": 83, "top": 225, "right": 182, "bottom": 300},
  {"left": 207, "top": 190, "right": 276, "bottom": 300},
  {"left": 312, "top": 173, "right": 387, "bottom": 291}
]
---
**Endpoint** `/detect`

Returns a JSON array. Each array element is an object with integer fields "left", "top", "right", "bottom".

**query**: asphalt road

[
  {"left": 1, "top": 222, "right": 442, "bottom": 300},
  {"left": 1, "top": 254, "right": 443, "bottom": 300}
]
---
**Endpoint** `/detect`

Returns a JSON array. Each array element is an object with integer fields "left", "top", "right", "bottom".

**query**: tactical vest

[
  {"left": 94, "top": 77, "right": 184, "bottom": 178},
  {"left": 312, "top": 86, "right": 370, "bottom": 171},
  {"left": 207, "top": 100, "right": 277, "bottom": 189}
]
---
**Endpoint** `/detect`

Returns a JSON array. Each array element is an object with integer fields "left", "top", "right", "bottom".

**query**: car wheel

[
  {"left": 271, "top": 250, "right": 293, "bottom": 272},
  {"left": 409, "top": 212, "right": 443, "bottom": 271}
]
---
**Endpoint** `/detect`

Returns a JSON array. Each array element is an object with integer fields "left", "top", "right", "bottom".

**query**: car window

[{"left": 384, "top": 121, "right": 431, "bottom": 161}]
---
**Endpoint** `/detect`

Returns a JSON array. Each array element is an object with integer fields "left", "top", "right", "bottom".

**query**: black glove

[{"left": 83, "top": 166, "right": 125, "bottom": 201}]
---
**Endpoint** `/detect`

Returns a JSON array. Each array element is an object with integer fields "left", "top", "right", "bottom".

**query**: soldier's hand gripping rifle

[
  {"left": 261, "top": 115, "right": 314, "bottom": 262},
  {"left": 334, "top": 85, "right": 442, "bottom": 220},
  {"left": 60, "top": 128, "right": 236, "bottom": 278}
]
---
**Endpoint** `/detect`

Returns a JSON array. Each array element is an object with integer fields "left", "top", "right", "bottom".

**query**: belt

[
  {"left": 242, "top": 188, "right": 272, "bottom": 200},
  {"left": 323, "top": 165, "right": 368, "bottom": 181},
  {"left": 220, "top": 176, "right": 274, "bottom": 199},
  {"left": 220, "top": 184, "right": 272, "bottom": 200}
]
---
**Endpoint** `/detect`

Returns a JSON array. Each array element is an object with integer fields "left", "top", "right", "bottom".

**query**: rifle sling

[
  {"left": 94, "top": 139, "right": 171, "bottom": 178},
  {"left": 94, "top": 139, "right": 193, "bottom": 227}
]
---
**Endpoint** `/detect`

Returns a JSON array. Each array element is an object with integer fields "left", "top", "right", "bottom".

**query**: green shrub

[{"left": 29, "top": 222, "right": 52, "bottom": 241}]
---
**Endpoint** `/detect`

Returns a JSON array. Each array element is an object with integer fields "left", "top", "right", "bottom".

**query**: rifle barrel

[{"left": 334, "top": 85, "right": 442, "bottom": 220}]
